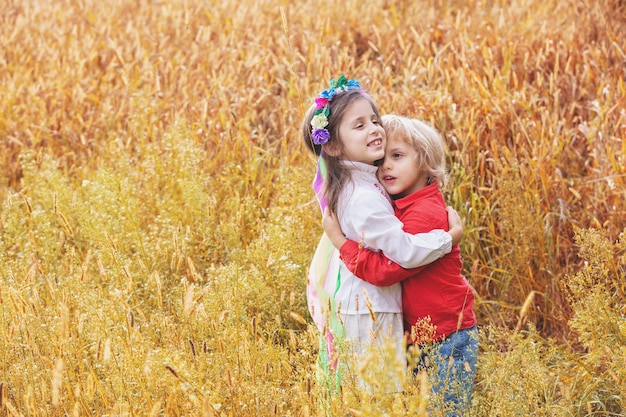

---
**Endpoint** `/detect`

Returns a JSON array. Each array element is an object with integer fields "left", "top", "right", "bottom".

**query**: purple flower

[{"left": 312, "top": 128, "right": 330, "bottom": 145}]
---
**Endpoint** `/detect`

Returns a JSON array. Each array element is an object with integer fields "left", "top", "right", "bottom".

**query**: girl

[
  {"left": 323, "top": 115, "right": 478, "bottom": 415},
  {"left": 303, "top": 76, "right": 462, "bottom": 392}
]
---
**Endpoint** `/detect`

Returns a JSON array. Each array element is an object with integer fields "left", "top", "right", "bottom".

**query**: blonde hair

[{"left": 381, "top": 114, "right": 447, "bottom": 188}]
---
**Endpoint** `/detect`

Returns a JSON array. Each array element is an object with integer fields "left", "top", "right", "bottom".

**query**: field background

[{"left": 0, "top": 0, "right": 624, "bottom": 415}]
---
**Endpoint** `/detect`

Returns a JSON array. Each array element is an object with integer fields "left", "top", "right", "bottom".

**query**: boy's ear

[{"left": 322, "top": 140, "right": 341, "bottom": 157}]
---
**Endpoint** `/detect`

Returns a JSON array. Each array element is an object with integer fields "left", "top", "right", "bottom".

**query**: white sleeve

[{"left": 340, "top": 190, "right": 452, "bottom": 269}]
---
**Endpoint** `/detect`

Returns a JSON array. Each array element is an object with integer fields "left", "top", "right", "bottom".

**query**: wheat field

[{"left": 0, "top": 0, "right": 624, "bottom": 415}]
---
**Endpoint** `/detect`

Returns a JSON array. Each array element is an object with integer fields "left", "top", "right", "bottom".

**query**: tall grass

[{"left": 1, "top": 0, "right": 624, "bottom": 415}]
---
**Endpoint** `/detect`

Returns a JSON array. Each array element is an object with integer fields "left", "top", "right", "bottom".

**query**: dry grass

[{"left": 0, "top": 0, "right": 625, "bottom": 415}]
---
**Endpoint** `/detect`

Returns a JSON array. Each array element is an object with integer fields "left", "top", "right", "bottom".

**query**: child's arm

[
  {"left": 447, "top": 206, "right": 463, "bottom": 246},
  {"left": 341, "top": 193, "right": 451, "bottom": 268},
  {"left": 322, "top": 208, "right": 348, "bottom": 250},
  {"left": 324, "top": 206, "right": 462, "bottom": 251},
  {"left": 325, "top": 199, "right": 463, "bottom": 284},
  {"left": 323, "top": 208, "right": 422, "bottom": 286},
  {"left": 340, "top": 239, "right": 418, "bottom": 286}
]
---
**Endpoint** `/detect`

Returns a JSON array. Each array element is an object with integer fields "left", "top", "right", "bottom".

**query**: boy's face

[{"left": 377, "top": 135, "right": 429, "bottom": 199}]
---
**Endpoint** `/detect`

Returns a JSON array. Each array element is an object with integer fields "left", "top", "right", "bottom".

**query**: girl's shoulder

[
  {"left": 351, "top": 180, "right": 391, "bottom": 205},
  {"left": 342, "top": 182, "right": 392, "bottom": 215},
  {"left": 338, "top": 183, "right": 398, "bottom": 237}
]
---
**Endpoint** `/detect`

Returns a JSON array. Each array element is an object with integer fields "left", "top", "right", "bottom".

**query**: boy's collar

[{"left": 393, "top": 182, "right": 439, "bottom": 209}]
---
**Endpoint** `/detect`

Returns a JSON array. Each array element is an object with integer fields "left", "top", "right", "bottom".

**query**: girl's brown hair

[{"left": 302, "top": 90, "right": 381, "bottom": 215}]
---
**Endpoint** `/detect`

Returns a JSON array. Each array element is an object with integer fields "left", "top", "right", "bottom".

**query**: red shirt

[{"left": 338, "top": 183, "right": 476, "bottom": 343}]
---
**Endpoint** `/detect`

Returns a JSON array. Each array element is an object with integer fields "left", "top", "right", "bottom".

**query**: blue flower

[{"left": 319, "top": 88, "right": 336, "bottom": 100}]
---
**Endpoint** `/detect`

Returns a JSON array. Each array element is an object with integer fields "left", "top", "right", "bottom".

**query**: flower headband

[{"left": 310, "top": 75, "right": 363, "bottom": 145}]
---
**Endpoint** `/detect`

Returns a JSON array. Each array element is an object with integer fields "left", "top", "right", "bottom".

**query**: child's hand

[
  {"left": 322, "top": 208, "right": 348, "bottom": 250},
  {"left": 446, "top": 206, "right": 463, "bottom": 246}
]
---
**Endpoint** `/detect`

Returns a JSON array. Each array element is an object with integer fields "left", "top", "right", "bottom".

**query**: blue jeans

[{"left": 413, "top": 326, "right": 479, "bottom": 416}]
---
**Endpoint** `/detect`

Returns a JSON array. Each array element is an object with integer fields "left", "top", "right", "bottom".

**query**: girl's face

[
  {"left": 377, "top": 135, "right": 429, "bottom": 199},
  {"left": 336, "top": 98, "right": 385, "bottom": 165}
]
